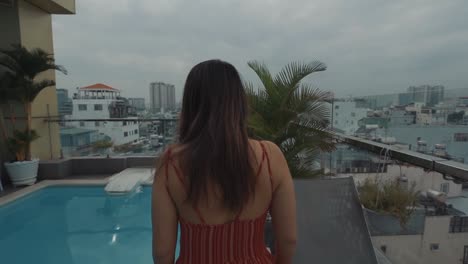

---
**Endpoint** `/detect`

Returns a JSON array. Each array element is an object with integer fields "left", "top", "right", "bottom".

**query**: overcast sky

[{"left": 53, "top": 0, "right": 468, "bottom": 101}]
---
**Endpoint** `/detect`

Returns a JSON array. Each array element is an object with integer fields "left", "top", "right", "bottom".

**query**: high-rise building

[
  {"left": 356, "top": 94, "right": 398, "bottom": 109},
  {"left": 149, "top": 82, "right": 176, "bottom": 113},
  {"left": 56, "top": 88, "right": 73, "bottom": 116},
  {"left": 128, "top": 98, "right": 146, "bottom": 111},
  {"left": 407, "top": 85, "right": 445, "bottom": 107}
]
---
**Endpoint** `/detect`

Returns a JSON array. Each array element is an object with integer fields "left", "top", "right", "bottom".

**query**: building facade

[
  {"left": 68, "top": 83, "right": 139, "bottom": 146},
  {"left": 330, "top": 100, "right": 370, "bottom": 135},
  {"left": 357, "top": 94, "right": 399, "bottom": 110},
  {"left": 388, "top": 108, "right": 415, "bottom": 126},
  {"left": 149, "top": 82, "right": 176, "bottom": 113},
  {"left": 56, "top": 88, "right": 73, "bottom": 117},
  {"left": 407, "top": 85, "right": 445, "bottom": 107},
  {"left": 60, "top": 127, "right": 100, "bottom": 156},
  {"left": 128, "top": 98, "right": 145, "bottom": 112},
  {"left": 0, "top": 0, "right": 75, "bottom": 160}
]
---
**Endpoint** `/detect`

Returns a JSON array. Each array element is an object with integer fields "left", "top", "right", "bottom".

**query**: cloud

[{"left": 53, "top": 0, "right": 468, "bottom": 100}]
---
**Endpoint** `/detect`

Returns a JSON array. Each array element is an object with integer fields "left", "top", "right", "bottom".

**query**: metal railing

[{"left": 338, "top": 134, "right": 468, "bottom": 181}]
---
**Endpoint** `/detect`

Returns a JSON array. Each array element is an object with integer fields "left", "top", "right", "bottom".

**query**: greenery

[
  {"left": 0, "top": 45, "right": 67, "bottom": 161},
  {"left": 7, "top": 130, "right": 39, "bottom": 161},
  {"left": 447, "top": 111, "right": 465, "bottom": 124},
  {"left": 359, "top": 178, "right": 419, "bottom": 227},
  {"left": 91, "top": 140, "right": 114, "bottom": 152},
  {"left": 246, "top": 61, "right": 335, "bottom": 178}
]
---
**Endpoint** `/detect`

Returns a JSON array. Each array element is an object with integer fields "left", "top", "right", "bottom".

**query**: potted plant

[{"left": 0, "top": 45, "right": 67, "bottom": 186}]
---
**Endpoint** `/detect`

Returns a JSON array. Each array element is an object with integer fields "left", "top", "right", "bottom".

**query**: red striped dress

[{"left": 165, "top": 142, "right": 274, "bottom": 264}]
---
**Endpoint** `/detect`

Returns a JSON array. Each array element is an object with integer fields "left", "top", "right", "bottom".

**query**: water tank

[
  {"left": 434, "top": 144, "right": 448, "bottom": 158},
  {"left": 426, "top": 189, "right": 447, "bottom": 203},
  {"left": 365, "top": 124, "right": 379, "bottom": 130},
  {"left": 381, "top": 137, "right": 397, "bottom": 144},
  {"left": 417, "top": 140, "right": 427, "bottom": 153}
]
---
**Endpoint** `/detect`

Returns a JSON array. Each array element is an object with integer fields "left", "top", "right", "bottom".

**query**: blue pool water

[{"left": 0, "top": 186, "right": 180, "bottom": 264}]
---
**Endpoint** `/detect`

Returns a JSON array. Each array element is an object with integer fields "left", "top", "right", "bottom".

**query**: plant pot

[{"left": 4, "top": 159, "right": 39, "bottom": 187}]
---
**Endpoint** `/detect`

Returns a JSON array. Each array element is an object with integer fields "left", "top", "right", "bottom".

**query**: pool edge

[{"left": 0, "top": 179, "right": 109, "bottom": 206}]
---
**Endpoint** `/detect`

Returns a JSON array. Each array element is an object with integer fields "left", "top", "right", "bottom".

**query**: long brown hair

[{"left": 177, "top": 59, "right": 255, "bottom": 211}]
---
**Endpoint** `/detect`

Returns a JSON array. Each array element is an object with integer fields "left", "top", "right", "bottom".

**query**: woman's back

[
  {"left": 164, "top": 140, "right": 274, "bottom": 263},
  {"left": 166, "top": 140, "right": 273, "bottom": 225},
  {"left": 152, "top": 60, "right": 296, "bottom": 264}
]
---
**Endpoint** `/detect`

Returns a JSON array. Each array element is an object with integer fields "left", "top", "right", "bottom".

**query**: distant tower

[{"left": 149, "top": 82, "right": 176, "bottom": 113}]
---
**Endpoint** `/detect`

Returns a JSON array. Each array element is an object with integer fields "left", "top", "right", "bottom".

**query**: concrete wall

[
  {"left": 37, "top": 156, "right": 157, "bottom": 180},
  {"left": 372, "top": 235, "right": 423, "bottom": 264},
  {"left": 372, "top": 216, "right": 468, "bottom": 264},
  {"left": 0, "top": 0, "right": 21, "bottom": 49},
  {"left": 17, "top": 0, "right": 61, "bottom": 160},
  {"left": 422, "top": 216, "right": 468, "bottom": 264},
  {"left": 348, "top": 164, "right": 462, "bottom": 198}
]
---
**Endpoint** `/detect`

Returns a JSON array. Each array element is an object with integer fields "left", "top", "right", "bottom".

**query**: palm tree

[
  {"left": 0, "top": 45, "right": 67, "bottom": 161},
  {"left": 246, "top": 61, "right": 335, "bottom": 178}
]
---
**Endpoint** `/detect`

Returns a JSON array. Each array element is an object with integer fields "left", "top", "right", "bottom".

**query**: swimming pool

[{"left": 0, "top": 186, "right": 180, "bottom": 264}]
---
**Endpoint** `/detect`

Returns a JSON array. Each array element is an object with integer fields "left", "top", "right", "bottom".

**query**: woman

[{"left": 152, "top": 59, "right": 297, "bottom": 264}]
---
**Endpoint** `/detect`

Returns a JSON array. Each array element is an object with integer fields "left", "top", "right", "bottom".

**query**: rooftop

[
  {"left": 60, "top": 127, "right": 98, "bottom": 135},
  {"left": 80, "top": 83, "right": 120, "bottom": 92}
]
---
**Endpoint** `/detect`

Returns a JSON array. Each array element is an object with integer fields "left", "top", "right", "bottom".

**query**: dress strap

[
  {"left": 259, "top": 141, "right": 273, "bottom": 189},
  {"left": 165, "top": 148, "right": 186, "bottom": 188}
]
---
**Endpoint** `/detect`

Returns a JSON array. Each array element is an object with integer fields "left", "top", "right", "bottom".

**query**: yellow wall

[{"left": 18, "top": 0, "right": 61, "bottom": 160}]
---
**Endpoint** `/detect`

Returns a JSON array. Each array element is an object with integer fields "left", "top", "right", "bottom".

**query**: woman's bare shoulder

[{"left": 257, "top": 140, "right": 282, "bottom": 156}]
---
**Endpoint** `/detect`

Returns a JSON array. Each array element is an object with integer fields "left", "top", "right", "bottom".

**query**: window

[
  {"left": 94, "top": 104, "right": 103, "bottom": 111},
  {"left": 430, "top": 243, "right": 439, "bottom": 251},
  {"left": 123, "top": 121, "right": 127, "bottom": 126},
  {"left": 455, "top": 133, "right": 468, "bottom": 142},
  {"left": 463, "top": 246, "right": 468, "bottom": 264},
  {"left": 351, "top": 112, "right": 356, "bottom": 117},
  {"left": 450, "top": 216, "right": 468, "bottom": 233},
  {"left": 335, "top": 105, "right": 339, "bottom": 109},
  {"left": 79, "top": 121, "right": 85, "bottom": 127},
  {"left": 78, "top": 104, "right": 87, "bottom": 111},
  {"left": 380, "top": 245, "right": 387, "bottom": 254},
  {"left": 95, "top": 121, "right": 100, "bottom": 127},
  {"left": 134, "top": 129, "right": 138, "bottom": 134},
  {"left": 124, "top": 132, "right": 128, "bottom": 137},
  {"left": 440, "top": 183, "right": 449, "bottom": 194}
]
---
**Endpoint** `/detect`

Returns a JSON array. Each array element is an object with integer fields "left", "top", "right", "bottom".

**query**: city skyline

[{"left": 53, "top": 0, "right": 468, "bottom": 101}]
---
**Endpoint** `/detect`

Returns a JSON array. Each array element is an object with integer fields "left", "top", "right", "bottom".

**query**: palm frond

[
  {"left": 247, "top": 60, "right": 335, "bottom": 178},
  {"left": 274, "top": 61, "right": 326, "bottom": 105}
]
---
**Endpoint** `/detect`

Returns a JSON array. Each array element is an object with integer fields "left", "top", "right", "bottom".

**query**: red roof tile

[{"left": 81, "top": 83, "right": 119, "bottom": 91}]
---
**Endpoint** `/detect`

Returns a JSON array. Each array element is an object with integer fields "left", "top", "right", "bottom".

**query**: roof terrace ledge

[{"left": 338, "top": 134, "right": 468, "bottom": 181}]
